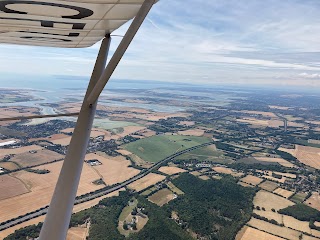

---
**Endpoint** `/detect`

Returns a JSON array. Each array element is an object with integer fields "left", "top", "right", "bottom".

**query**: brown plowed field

[{"left": 0, "top": 175, "right": 29, "bottom": 201}]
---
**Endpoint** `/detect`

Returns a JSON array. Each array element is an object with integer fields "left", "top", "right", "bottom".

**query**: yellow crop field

[
  {"left": 240, "top": 175, "right": 263, "bottom": 186},
  {"left": 85, "top": 153, "right": 140, "bottom": 186},
  {"left": 305, "top": 192, "right": 320, "bottom": 211},
  {"left": 128, "top": 173, "right": 166, "bottom": 192},
  {"left": 253, "top": 209, "right": 283, "bottom": 223},
  {"left": 10, "top": 149, "right": 64, "bottom": 168},
  {"left": 158, "top": 166, "right": 187, "bottom": 175},
  {"left": 0, "top": 189, "right": 124, "bottom": 239},
  {"left": 254, "top": 190, "right": 294, "bottom": 211},
  {"left": 0, "top": 161, "right": 102, "bottom": 223},
  {"left": 248, "top": 218, "right": 301, "bottom": 240},
  {"left": 273, "top": 188, "right": 295, "bottom": 199},
  {"left": 281, "top": 145, "right": 320, "bottom": 169},
  {"left": 237, "top": 226, "right": 283, "bottom": 240},
  {"left": 283, "top": 215, "right": 312, "bottom": 234},
  {"left": 213, "top": 167, "right": 243, "bottom": 177},
  {"left": 254, "top": 157, "right": 295, "bottom": 168}
]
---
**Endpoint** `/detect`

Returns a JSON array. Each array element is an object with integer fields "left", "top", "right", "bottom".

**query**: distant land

[{"left": 1, "top": 75, "right": 320, "bottom": 239}]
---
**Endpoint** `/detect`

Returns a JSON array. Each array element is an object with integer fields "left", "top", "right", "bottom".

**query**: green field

[
  {"left": 175, "top": 145, "right": 233, "bottom": 164},
  {"left": 290, "top": 192, "right": 308, "bottom": 203},
  {"left": 93, "top": 118, "right": 140, "bottom": 130},
  {"left": 124, "top": 135, "right": 211, "bottom": 163}
]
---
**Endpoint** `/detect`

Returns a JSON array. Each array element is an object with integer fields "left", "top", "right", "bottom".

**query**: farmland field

[
  {"left": 0, "top": 145, "right": 42, "bottom": 158},
  {"left": 248, "top": 218, "right": 301, "bottom": 239},
  {"left": 127, "top": 173, "right": 166, "bottom": 192},
  {"left": 66, "top": 227, "right": 87, "bottom": 240},
  {"left": 305, "top": 192, "right": 320, "bottom": 211},
  {"left": 0, "top": 174, "right": 29, "bottom": 200},
  {"left": 124, "top": 135, "right": 211, "bottom": 163},
  {"left": 9, "top": 149, "right": 64, "bottom": 168},
  {"left": 0, "top": 161, "right": 102, "bottom": 223},
  {"left": 254, "top": 157, "right": 295, "bottom": 168},
  {"left": 85, "top": 153, "right": 140, "bottom": 186},
  {"left": 177, "top": 128, "right": 205, "bottom": 136},
  {"left": 167, "top": 182, "right": 184, "bottom": 195},
  {"left": 240, "top": 175, "right": 263, "bottom": 186},
  {"left": 258, "top": 180, "right": 278, "bottom": 192},
  {"left": 280, "top": 145, "right": 320, "bottom": 169},
  {"left": 0, "top": 190, "right": 123, "bottom": 239},
  {"left": 291, "top": 192, "right": 308, "bottom": 203},
  {"left": 273, "top": 188, "right": 295, "bottom": 199},
  {"left": 213, "top": 166, "right": 244, "bottom": 177},
  {"left": 175, "top": 144, "right": 232, "bottom": 163},
  {"left": 253, "top": 209, "right": 283, "bottom": 223},
  {"left": 158, "top": 166, "right": 187, "bottom": 175},
  {"left": 237, "top": 226, "right": 283, "bottom": 240},
  {"left": 148, "top": 188, "right": 176, "bottom": 206},
  {"left": 282, "top": 215, "right": 312, "bottom": 234},
  {"left": 254, "top": 190, "right": 294, "bottom": 211},
  {"left": 0, "top": 161, "right": 19, "bottom": 171}
]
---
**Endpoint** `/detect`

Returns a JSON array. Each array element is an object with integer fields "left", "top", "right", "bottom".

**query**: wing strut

[
  {"left": 39, "top": 0, "right": 155, "bottom": 239},
  {"left": 39, "top": 36, "right": 111, "bottom": 240},
  {"left": 86, "top": 0, "right": 156, "bottom": 105}
]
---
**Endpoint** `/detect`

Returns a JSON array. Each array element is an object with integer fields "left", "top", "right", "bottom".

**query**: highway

[{"left": 0, "top": 141, "right": 214, "bottom": 231}]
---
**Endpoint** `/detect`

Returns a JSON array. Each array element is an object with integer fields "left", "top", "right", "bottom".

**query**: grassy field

[
  {"left": 175, "top": 144, "right": 233, "bottom": 164},
  {"left": 291, "top": 192, "right": 308, "bottom": 203},
  {"left": 124, "top": 135, "right": 211, "bottom": 163}
]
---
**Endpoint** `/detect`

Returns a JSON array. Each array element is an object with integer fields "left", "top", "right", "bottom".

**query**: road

[{"left": 0, "top": 141, "right": 213, "bottom": 231}]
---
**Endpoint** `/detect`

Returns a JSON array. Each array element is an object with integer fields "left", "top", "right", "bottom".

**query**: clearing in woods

[
  {"left": 148, "top": 188, "right": 176, "bottom": 206},
  {"left": 124, "top": 135, "right": 211, "bottom": 163}
]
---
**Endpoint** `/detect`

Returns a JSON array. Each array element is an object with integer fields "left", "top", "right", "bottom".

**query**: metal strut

[
  {"left": 39, "top": 0, "right": 155, "bottom": 238},
  {"left": 39, "top": 36, "right": 111, "bottom": 240},
  {"left": 86, "top": 0, "right": 155, "bottom": 104}
]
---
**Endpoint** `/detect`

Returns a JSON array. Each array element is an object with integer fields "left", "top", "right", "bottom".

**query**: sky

[{"left": 1, "top": 0, "right": 320, "bottom": 87}]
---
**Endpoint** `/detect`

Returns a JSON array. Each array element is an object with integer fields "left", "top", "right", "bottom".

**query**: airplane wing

[{"left": 0, "top": 0, "right": 154, "bottom": 48}]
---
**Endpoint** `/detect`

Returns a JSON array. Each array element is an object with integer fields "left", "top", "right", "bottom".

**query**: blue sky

[{"left": 1, "top": 0, "right": 320, "bottom": 87}]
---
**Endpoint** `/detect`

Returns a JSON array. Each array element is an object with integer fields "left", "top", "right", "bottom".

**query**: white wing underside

[{"left": 0, "top": 0, "right": 152, "bottom": 48}]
